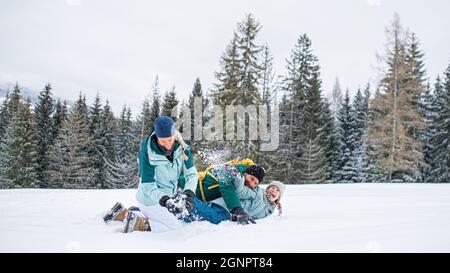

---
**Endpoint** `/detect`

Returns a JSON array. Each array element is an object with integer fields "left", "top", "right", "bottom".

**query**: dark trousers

[{"left": 181, "top": 197, "right": 231, "bottom": 224}]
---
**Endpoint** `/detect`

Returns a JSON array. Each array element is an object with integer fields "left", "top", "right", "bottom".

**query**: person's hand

[
  {"left": 182, "top": 189, "right": 195, "bottom": 212},
  {"left": 234, "top": 173, "right": 245, "bottom": 187},
  {"left": 159, "top": 190, "right": 195, "bottom": 216},
  {"left": 159, "top": 195, "right": 183, "bottom": 215},
  {"left": 231, "top": 207, "right": 256, "bottom": 225}
]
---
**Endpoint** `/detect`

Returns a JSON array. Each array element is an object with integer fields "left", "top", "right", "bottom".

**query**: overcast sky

[{"left": 1, "top": 0, "right": 449, "bottom": 115}]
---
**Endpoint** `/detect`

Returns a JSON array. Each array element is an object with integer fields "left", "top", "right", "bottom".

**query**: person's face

[
  {"left": 157, "top": 136, "right": 175, "bottom": 151},
  {"left": 244, "top": 174, "right": 259, "bottom": 189},
  {"left": 265, "top": 185, "right": 280, "bottom": 203}
]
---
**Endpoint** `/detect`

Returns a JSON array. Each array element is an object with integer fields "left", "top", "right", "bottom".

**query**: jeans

[{"left": 181, "top": 197, "right": 231, "bottom": 224}]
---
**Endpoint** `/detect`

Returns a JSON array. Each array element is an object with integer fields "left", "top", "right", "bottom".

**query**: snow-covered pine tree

[
  {"left": 331, "top": 77, "right": 343, "bottom": 120},
  {"left": 406, "top": 32, "right": 427, "bottom": 114},
  {"left": 271, "top": 93, "right": 292, "bottom": 181},
  {"left": 366, "top": 89, "right": 387, "bottom": 183},
  {"left": 0, "top": 93, "right": 10, "bottom": 140},
  {"left": 368, "top": 14, "right": 425, "bottom": 182},
  {"left": 297, "top": 66, "right": 328, "bottom": 183},
  {"left": 322, "top": 98, "right": 338, "bottom": 183},
  {"left": 137, "top": 98, "right": 152, "bottom": 138},
  {"left": 137, "top": 76, "right": 161, "bottom": 141},
  {"left": 419, "top": 82, "right": 437, "bottom": 182},
  {"left": 161, "top": 87, "right": 179, "bottom": 120},
  {"left": 1, "top": 84, "right": 23, "bottom": 188},
  {"left": 281, "top": 34, "right": 319, "bottom": 182},
  {"left": 336, "top": 90, "right": 356, "bottom": 183},
  {"left": 212, "top": 14, "right": 264, "bottom": 160},
  {"left": 352, "top": 87, "right": 370, "bottom": 183},
  {"left": 97, "top": 100, "right": 117, "bottom": 188},
  {"left": 261, "top": 44, "right": 275, "bottom": 110},
  {"left": 116, "top": 105, "right": 135, "bottom": 160},
  {"left": 47, "top": 95, "right": 95, "bottom": 189},
  {"left": 214, "top": 32, "right": 240, "bottom": 108},
  {"left": 429, "top": 64, "right": 450, "bottom": 183},
  {"left": 88, "top": 93, "right": 105, "bottom": 188},
  {"left": 34, "top": 83, "right": 55, "bottom": 187},
  {"left": 258, "top": 45, "right": 280, "bottom": 181},
  {"left": 0, "top": 98, "right": 38, "bottom": 188},
  {"left": 297, "top": 137, "right": 327, "bottom": 184},
  {"left": 8, "top": 83, "right": 21, "bottom": 117},
  {"left": 187, "top": 78, "right": 208, "bottom": 157},
  {"left": 52, "top": 99, "right": 67, "bottom": 141},
  {"left": 149, "top": 78, "right": 161, "bottom": 127},
  {"left": 105, "top": 105, "right": 138, "bottom": 189}
]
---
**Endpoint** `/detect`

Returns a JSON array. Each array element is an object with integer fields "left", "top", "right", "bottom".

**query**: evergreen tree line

[
  {"left": 0, "top": 14, "right": 448, "bottom": 188},
  {"left": 0, "top": 78, "right": 184, "bottom": 188},
  {"left": 208, "top": 13, "right": 449, "bottom": 183}
]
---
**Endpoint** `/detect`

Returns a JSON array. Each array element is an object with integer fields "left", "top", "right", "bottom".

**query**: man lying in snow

[
  {"left": 178, "top": 160, "right": 266, "bottom": 224},
  {"left": 103, "top": 179, "right": 285, "bottom": 233}
]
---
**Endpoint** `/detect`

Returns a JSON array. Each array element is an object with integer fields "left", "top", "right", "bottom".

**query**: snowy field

[{"left": 1, "top": 184, "right": 450, "bottom": 253}]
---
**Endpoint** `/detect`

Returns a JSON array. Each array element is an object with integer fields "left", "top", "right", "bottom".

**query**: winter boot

[
  {"left": 103, "top": 202, "right": 128, "bottom": 223},
  {"left": 123, "top": 211, "right": 151, "bottom": 233}
]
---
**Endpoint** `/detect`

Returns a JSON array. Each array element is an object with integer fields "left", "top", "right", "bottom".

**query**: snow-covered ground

[{"left": 1, "top": 184, "right": 450, "bottom": 252}]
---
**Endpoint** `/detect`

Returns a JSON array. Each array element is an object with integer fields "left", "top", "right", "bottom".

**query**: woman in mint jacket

[{"left": 133, "top": 116, "right": 198, "bottom": 233}]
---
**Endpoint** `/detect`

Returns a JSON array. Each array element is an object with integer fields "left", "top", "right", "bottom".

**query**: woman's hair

[{"left": 274, "top": 198, "right": 282, "bottom": 216}]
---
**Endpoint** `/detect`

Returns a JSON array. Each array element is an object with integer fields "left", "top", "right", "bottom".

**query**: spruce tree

[
  {"left": 261, "top": 44, "right": 275, "bottom": 108},
  {"left": 336, "top": 90, "right": 356, "bottom": 183},
  {"left": 106, "top": 105, "right": 138, "bottom": 189},
  {"left": 1, "top": 99, "right": 38, "bottom": 188},
  {"left": 34, "top": 83, "right": 55, "bottom": 186},
  {"left": 419, "top": 82, "right": 437, "bottom": 182},
  {"left": 101, "top": 101, "right": 117, "bottom": 160},
  {"left": 0, "top": 94, "right": 10, "bottom": 140},
  {"left": 430, "top": 65, "right": 450, "bottom": 183},
  {"left": 136, "top": 77, "right": 161, "bottom": 140},
  {"left": 52, "top": 99, "right": 67, "bottom": 141},
  {"left": 188, "top": 78, "right": 208, "bottom": 155},
  {"left": 322, "top": 99, "right": 339, "bottom": 183},
  {"left": 213, "top": 14, "right": 264, "bottom": 160},
  {"left": 88, "top": 93, "right": 105, "bottom": 188},
  {"left": 48, "top": 95, "right": 95, "bottom": 188},
  {"left": 281, "top": 34, "right": 318, "bottom": 181},
  {"left": 331, "top": 77, "right": 343, "bottom": 120},
  {"left": 214, "top": 32, "right": 241, "bottom": 103},
  {"left": 8, "top": 83, "right": 21, "bottom": 117},
  {"left": 352, "top": 88, "right": 370, "bottom": 183},
  {"left": 161, "top": 87, "right": 179, "bottom": 120}
]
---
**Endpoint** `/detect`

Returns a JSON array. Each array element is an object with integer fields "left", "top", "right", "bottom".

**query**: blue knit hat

[{"left": 154, "top": 116, "right": 175, "bottom": 138}]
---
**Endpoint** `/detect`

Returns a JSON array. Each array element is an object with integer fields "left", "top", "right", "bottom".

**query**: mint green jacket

[
  {"left": 233, "top": 176, "right": 276, "bottom": 219},
  {"left": 136, "top": 133, "right": 198, "bottom": 206}
]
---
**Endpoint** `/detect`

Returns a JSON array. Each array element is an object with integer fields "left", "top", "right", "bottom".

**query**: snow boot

[
  {"left": 103, "top": 202, "right": 128, "bottom": 223},
  {"left": 123, "top": 211, "right": 151, "bottom": 233}
]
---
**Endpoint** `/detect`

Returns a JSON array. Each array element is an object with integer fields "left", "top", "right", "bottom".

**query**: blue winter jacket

[{"left": 136, "top": 133, "right": 198, "bottom": 206}]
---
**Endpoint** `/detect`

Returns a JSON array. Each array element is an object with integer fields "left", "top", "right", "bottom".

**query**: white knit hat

[{"left": 268, "top": 180, "right": 286, "bottom": 199}]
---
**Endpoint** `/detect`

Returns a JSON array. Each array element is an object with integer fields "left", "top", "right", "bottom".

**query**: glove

[
  {"left": 182, "top": 189, "right": 195, "bottom": 213},
  {"left": 234, "top": 173, "right": 245, "bottom": 188},
  {"left": 231, "top": 207, "right": 256, "bottom": 225},
  {"left": 159, "top": 190, "right": 196, "bottom": 216},
  {"left": 159, "top": 195, "right": 182, "bottom": 215}
]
